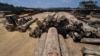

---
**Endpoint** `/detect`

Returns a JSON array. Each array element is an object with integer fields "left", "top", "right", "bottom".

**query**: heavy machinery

[
  {"left": 3, "top": 14, "right": 33, "bottom": 32},
  {"left": 4, "top": 14, "right": 19, "bottom": 31}
]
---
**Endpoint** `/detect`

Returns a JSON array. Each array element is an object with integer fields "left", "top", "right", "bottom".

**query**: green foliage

[
  {"left": 79, "top": 0, "right": 98, "bottom": 9},
  {"left": 0, "top": 2, "right": 27, "bottom": 14}
]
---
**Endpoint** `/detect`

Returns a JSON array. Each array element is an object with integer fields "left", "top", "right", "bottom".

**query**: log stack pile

[
  {"left": 17, "top": 18, "right": 38, "bottom": 32},
  {"left": 29, "top": 13, "right": 100, "bottom": 44},
  {"left": 33, "top": 27, "right": 69, "bottom": 56},
  {"left": 82, "top": 47, "right": 100, "bottom": 56}
]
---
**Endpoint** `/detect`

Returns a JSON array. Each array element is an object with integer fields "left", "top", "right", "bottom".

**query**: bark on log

[
  {"left": 85, "top": 54, "right": 97, "bottom": 56},
  {"left": 82, "top": 47, "right": 100, "bottom": 56},
  {"left": 33, "top": 33, "right": 47, "bottom": 56},
  {"left": 82, "top": 24, "right": 100, "bottom": 38},
  {"left": 42, "top": 27, "right": 61, "bottom": 56},
  {"left": 70, "top": 16, "right": 100, "bottom": 38},
  {"left": 80, "top": 38, "right": 100, "bottom": 44},
  {"left": 66, "top": 37, "right": 82, "bottom": 56},
  {"left": 17, "top": 18, "right": 38, "bottom": 32},
  {"left": 58, "top": 34, "right": 69, "bottom": 56},
  {"left": 83, "top": 50, "right": 100, "bottom": 56}
]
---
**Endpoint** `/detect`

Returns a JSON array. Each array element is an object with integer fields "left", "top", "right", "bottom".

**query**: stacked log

[
  {"left": 33, "top": 27, "right": 70, "bottom": 56},
  {"left": 58, "top": 34, "right": 69, "bottom": 56},
  {"left": 85, "top": 54, "right": 98, "bottom": 56},
  {"left": 70, "top": 18, "right": 100, "bottom": 42},
  {"left": 33, "top": 33, "right": 47, "bottom": 56},
  {"left": 82, "top": 24, "right": 100, "bottom": 38},
  {"left": 28, "top": 13, "right": 100, "bottom": 45},
  {"left": 82, "top": 47, "right": 100, "bottom": 56},
  {"left": 17, "top": 18, "right": 38, "bottom": 32},
  {"left": 42, "top": 27, "right": 61, "bottom": 56},
  {"left": 80, "top": 38, "right": 100, "bottom": 44},
  {"left": 29, "top": 20, "right": 43, "bottom": 37}
]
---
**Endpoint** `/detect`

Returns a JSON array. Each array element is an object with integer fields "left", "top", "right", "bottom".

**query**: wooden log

[
  {"left": 73, "top": 32, "right": 80, "bottom": 37},
  {"left": 82, "top": 47, "right": 100, "bottom": 56},
  {"left": 80, "top": 38, "right": 100, "bottom": 44},
  {"left": 85, "top": 54, "right": 97, "bottom": 56},
  {"left": 82, "top": 24, "right": 100, "bottom": 38},
  {"left": 42, "top": 27, "right": 61, "bottom": 56},
  {"left": 83, "top": 50, "right": 100, "bottom": 56},
  {"left": 17, "top": 18, "right": 38, "bottom": 32},
  {"left": 82, "top": 47, "right": 100, "bottom": 51},
  {"left": 70, "top": 16, "right": 100, "bottom": 38},
  {"left": 66, "top": 36, "right": 82, "bottom": 56},
  {"left": 29, "top": 22, "right": 38, "bottom": 37},
  {"left": 58, "top": 34, "right": 69, "bottom": 56},
  {"left": 29, "top": 20, "right": 43, "bottom": 37},
  {"left": 33, "top": 33, "right": 47, "bottom": 56},
  {"left": 22, "top": 18, "right": 38, "bottom": 30}
]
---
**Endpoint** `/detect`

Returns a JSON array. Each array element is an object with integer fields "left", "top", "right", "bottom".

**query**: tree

[{"left": 79, "top": 0, "right": 98, "bottom": 9}]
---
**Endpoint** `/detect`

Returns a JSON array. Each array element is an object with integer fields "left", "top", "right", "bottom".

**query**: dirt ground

[
  {"left": 0, "top": 12, "right": 99, "bottom": 56},
  {"left": 0, "top": 28, "right": 39, "bottom": 56}
]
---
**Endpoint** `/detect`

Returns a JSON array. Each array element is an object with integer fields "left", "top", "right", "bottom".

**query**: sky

[{"left": 0, "top": 0, "right": 100, "bottom": 8}]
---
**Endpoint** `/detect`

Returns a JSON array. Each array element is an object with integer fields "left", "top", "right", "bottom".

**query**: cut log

[
  {"left": 58, "top": 34, "right": 69, "bottom": 56},
  {"left": 83, "top": 50, "right": 100, "bottom": 56},
  {"left": 42, "top": 27, "right": 61, "bottom": 56},
  {"left": 85, "top": 54, "right": 97, "bottom": 56},
  {"left": 70, "top": 17, "right": 100, "bottom": 38},
  {"left": 66, "top": 37, "right": 82, "bottom": 56},
  {"left": 80, "top": 38, "right": 100, "bottom": 44},
  {"left": 17, "top": 18, "right": 38, "bottom": 32},
  {"left": 82, "top": 24, "right": 100, "bottom": 38},
  {"left": 33, "top": 33, "right": 47, "bottom": 56},
  {"left": 82, "top": 47, "right": 100, "bottom": 56},
  {"left": 29, "top": 23, "right": 38, "bottom": 37}
]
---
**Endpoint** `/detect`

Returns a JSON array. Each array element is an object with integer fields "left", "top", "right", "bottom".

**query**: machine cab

[{"left": 5, "top": 14, "right": 18, "bottom": 25}]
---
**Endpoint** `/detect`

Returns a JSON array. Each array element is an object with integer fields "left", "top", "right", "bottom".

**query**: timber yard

[{"left": 0, "top": 0, "right": 100, "bottom": 56}]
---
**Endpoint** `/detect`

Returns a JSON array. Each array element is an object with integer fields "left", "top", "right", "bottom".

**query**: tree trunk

[
  {"left": 42, "top": 27, "right": 61, "bottom": 56},
  {"left": 81, "top": 38, "right": 100, "bottom": 44},
  {"left": 82, "top": 47, "right": 100, "bottom": 56},
  {"left": 17, "top": 18, "right": 38, "bottom": 32},
  {"left": 33, "top": 33, "right": 47, "bottom": 56},
  {"left": 58, "top": 34, "right": 69, "bottom": 56}
]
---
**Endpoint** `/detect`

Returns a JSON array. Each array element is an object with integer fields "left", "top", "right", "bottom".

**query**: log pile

[
  {"left": 17, "top": 18, "right": 38, "bottom": 32},
  {"left": 42, "top": 27, "right": 61, "bottom": 56},
  {"left": 81, "top": 19, "right": 100, "bottom": 30},
  {"left": 33, "top": 33, "right": 47, "bottom": 56},
  {"left": 59, "top": 34, "right": 69, "bottom": 56},
  {"left": 33, "top": 27, "right": 69, "bottom": 56},
  {"left": 29, "top": 13, "right": 100, "bottom": 44},
  {"left": 82, "top": 47, "right": 100, "bottom": 56},
  {"left": 80, "top": 38, "right": 100, "bottom": 44}
]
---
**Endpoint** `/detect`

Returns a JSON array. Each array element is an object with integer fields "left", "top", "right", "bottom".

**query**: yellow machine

[{"left": 4, "top": 14, "right": 19, "bottom": 31}]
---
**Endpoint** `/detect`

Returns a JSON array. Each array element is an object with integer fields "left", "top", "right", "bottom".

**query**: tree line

[{"left": 0, "top": 0, "right": 99, "bottom": 15}]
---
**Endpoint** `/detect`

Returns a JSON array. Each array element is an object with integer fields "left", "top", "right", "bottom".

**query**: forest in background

[{"left": 0, "top": 0, "right": 100, "bottom": 15}]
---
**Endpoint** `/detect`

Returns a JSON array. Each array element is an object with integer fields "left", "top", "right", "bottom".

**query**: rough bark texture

[
  {"left": 82, "top": 47, "right": 100, "bottom": 56},
  {"left": 83, "top": 50, "right": 100, "bottom": 56},
  {"left": 17, "top": 18, "right": 38, "bottom": 32},
  {"left": 42, "top": 27, "right": 61, "bottom": 56},
  {"left": 85, "top": 54, "right": 97, "bottom": 56},
  {"left": 82, "top": 24, "right": 100, "bottom": 38},
  {"left": 81, "top": 38, "right": 100, "bottom": 44},
  {"left": 58, "top": 34, "right": 69, "bottom": 56},
  {"left": 33, "top": 33, "right": 47, "bottom": 56}
]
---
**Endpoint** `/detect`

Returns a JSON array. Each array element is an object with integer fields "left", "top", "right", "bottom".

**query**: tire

[
  {"left": 17, "top": 27, "right": 26, "bottom": 32},
  {"left": 6, "top": 25, "right": 14, "bottom": 32}
]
